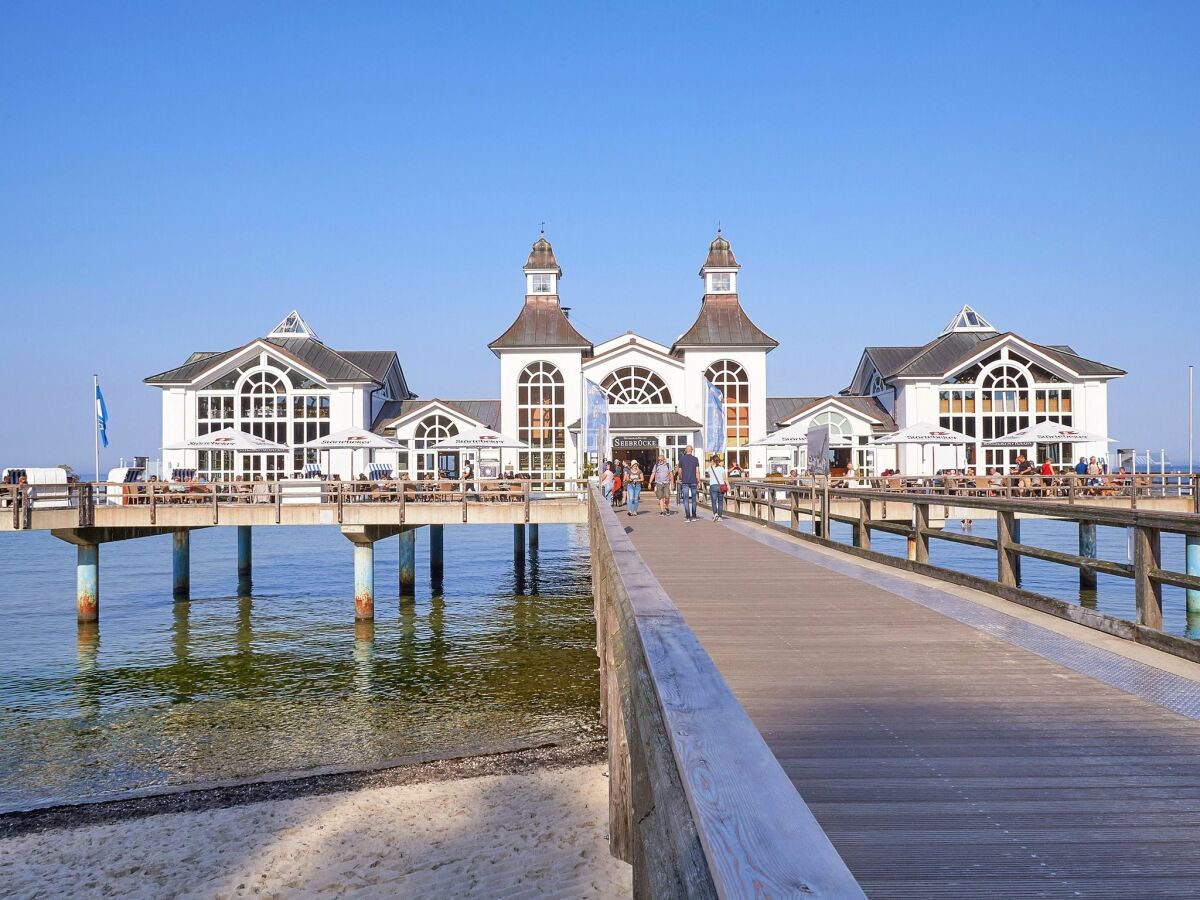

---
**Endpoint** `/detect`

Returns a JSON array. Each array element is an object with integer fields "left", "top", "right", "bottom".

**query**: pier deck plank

[{"left": 623, "top": 508, "right": 1200, "bottom": 897}]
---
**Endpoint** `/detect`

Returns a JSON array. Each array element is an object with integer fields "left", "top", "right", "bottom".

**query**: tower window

[
  {"left": 531, "top": 274, "right": 553, "bottom": 293},
  {"left": 710, "top": 273, "right": 731, "bottom": 293}
]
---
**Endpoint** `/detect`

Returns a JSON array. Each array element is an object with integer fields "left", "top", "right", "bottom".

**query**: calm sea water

[{"left": 0, "top": 525, "right": 600, "bottom": 813}]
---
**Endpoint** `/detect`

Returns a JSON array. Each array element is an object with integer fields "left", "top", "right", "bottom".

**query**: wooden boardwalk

[{"left": 623, "top": 508, "right": 1200, "bottom": 898}]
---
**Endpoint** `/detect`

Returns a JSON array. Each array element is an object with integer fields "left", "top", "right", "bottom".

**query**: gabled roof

[
  {"left": 373, "top": 399, "right": 501, "bottom": 432},
  {"left": 145, "top": 337, "right": 403, "bottom": 386},
  {"left": 488, "top": 296, "right": 592, "bottom": 353},
  {"left": 672, "top": 295, "right": 778, "bottom": 353},
  {"left": 767, "top": 395, "right": 896, "bottom": 433}
]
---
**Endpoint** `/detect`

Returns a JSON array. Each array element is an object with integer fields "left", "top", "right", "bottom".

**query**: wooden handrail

[
  {"left": 589, "top": 485, "right": 865, "bottom": 897},
  {"left": 704, "top": 478, "right": 1200, "bottom": 660}
]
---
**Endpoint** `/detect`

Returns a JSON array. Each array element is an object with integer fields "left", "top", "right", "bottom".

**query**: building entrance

[{"left": 611, "top": 436, "right": 660, "bottom": 476}]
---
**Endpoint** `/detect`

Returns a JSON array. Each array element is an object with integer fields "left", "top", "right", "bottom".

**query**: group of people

[{"left": 599, "top": 446, "right": 731, "bottom": 522}]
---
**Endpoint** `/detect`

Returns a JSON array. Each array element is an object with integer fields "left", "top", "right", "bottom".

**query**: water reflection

[
  {"left": 0, "top": 525, "right": 601, "bottom": 812},
  {"left": 75, "top": 622, "right": 100, "bottom": 717},
  {"left": 353, "top": 620, "right": 375, "bottom": 694},
  {"left": 1187, "top": 612, "right": 1200, "bottom": 641}
]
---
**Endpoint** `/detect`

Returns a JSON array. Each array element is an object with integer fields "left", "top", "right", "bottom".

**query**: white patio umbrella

[
  {"left": 429, "top": 425, "right": 528, "bottom": 450},
  {"left": 165, "top": 427, "right": 289, "bottom": 452},
  {"left": 164, "top": 427, "right": 289, "bottom": 479},
  {"left": 301, "top": 428, "right": 399, "bottom": 478},
  {"left": 430, "top": 426, "right": 528, "bottom": 479},
  {"left": 748, "top": 420, "right": 830, "bottom": 447},
  {"left": 872, "top": 422, "right": 974, "bottom": 475},
  {"left": 983, "top": 421, "right": 1114, "bottom": 447}
]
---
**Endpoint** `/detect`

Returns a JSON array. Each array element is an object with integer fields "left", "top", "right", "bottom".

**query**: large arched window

[
  {"left": 195, "top": 358, "right": 331, "bottom": 481},
  {"left": 601, "top": 366, "right": 672, "bottom": 405},
  {"left": 518, "top": 361, "right": 566, "bottom": 490},
  {"left": 705, "top": 360, "right": 750, "bottom": 469},
  {"left": 414, "top": 414, "right": 458, "bottom": 478},
  {"left": 809, "top": 411, "right": 852, "bottom": 443}
]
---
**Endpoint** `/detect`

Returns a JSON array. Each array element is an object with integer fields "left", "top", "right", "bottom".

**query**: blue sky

[{"left": 2, "top": 2, "right": 1198, "bottom": 470}]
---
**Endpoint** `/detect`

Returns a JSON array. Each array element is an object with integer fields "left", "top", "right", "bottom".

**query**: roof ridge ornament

[
  {"left": 268, "top": 310, "right": 319, "bottom": 340},
  {"left": 941, "top": 304, "right": 993, "bottom": 335}
]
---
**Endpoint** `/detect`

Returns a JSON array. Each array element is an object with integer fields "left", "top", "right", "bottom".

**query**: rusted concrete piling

[
  {"left": 354, "top": 542, "right": 374, "bottom": 620},
  {"left": 172, "top": 530, "right": 190, "bottom": 600},
  {"left": 399, "top": 530, "right": 415, "bottom": 596},
  {"left": 77, "top": 543, "right": 99, "bottom": 622}
]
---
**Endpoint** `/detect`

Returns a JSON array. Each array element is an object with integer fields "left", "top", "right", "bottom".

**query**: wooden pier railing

[
  {"left": 588, "top": 485, "right": 865, "bottom": 898},
  {"left": 713, "top": 478, "right": 1200, "bottom": 663},
  {"left": 2, "top": 478, "right": 590, "bottom": 531}
]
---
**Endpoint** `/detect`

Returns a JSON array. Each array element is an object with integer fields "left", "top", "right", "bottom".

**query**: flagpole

[{"left": 93, "top": 374, "right": 100, "bottom": 483}]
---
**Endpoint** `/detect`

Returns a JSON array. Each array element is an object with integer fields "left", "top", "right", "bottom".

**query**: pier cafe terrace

[{"left": 146, "top": 234, "right": 1124, "bottom": 486}]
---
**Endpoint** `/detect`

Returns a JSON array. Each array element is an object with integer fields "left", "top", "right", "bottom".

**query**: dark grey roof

[
  {"left": 488, "top": 297, "right": 592, "bottom": 352},
  {"left": 568, "top": 412, "right": 702, "bottom": 431},
  {"left": 373, "top": 399, "right": 501, "bottom": 432},
  {"left": 672, "top": 296, "right": 778, "bottom": 352},
  {"left": 885, "top": 331, "right": 998, "bottom": 378},
  {"left": 144, "top": 349, "right": 240, "bottom": 384},
  {"left": 766, "top": 395, "right": 896, "bottom": 433},
  {"left": 766, "top": 397, "right": 822, "bottom": 431},
  {"left": 864, "top": 331, "right": 1123, "bottom": 380},
  {"left": 145, "top": 338, "right": 401, "bottom": 386}
]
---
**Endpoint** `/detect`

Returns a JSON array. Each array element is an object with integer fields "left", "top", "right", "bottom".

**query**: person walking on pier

[
  {"left": 601, "top": 462, "right": 614, "bottom": 503},
  {"left": 708, "top": 455, "right": 728, "bottom": 521},
  {"left": 678, "top": 445, "right": 700, "bottom": 522},
  {"left": 651, "top": 453, "right": 673, "bottom": 516},
  {"left": 626, "top": 460, "right": 644, "bottom": 516}
]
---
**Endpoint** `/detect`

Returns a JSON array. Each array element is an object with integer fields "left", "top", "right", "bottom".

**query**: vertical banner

[
  {"left": 95, "top": 382, "right": 109, "bottom": 448},
  {"left": 704, "top": 379, "right": 726, "bottom": 454},
  {"left": 584, "top": 379, "right": 609, "bottom": 462},
  {"left": 807, "top": 425, "right": 831, "bottom": 474}
]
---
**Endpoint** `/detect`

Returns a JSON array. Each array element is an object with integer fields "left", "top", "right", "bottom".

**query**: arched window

[
  {"left": 414, "top": 414, "right": 458, "bottom": 478},
  {"left": 240, "top": 371, "right": 288, "bottom": 442},
  {"left": 705, "top": 360, "right": 750, "bottom": 469},
  {"left": 809, "top": 411, "right": 852, "bottom": 443},
  {"left": 979, "top": 362, "right": 1031, "bottom": 468},
  {"left": 601, "top": 366, "right": 672, "bottom": 405},
  {"left": 518, "top": 361, "right": 566, "bottom": 490}
]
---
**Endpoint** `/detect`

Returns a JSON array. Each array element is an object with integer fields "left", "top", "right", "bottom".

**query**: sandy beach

[{"left": 0, "top": 758, "right": 631, "bottom": 899}]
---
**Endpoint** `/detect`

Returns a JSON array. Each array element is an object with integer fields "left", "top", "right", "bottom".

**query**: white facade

[{"left": 147, "top": 312, "right": 413, "bottom": 481}]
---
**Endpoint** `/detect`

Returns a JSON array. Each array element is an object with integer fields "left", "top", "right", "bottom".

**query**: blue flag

[
  {"left": 584, "top": 379, "right": 609, "bottom": 457},
  {"left": 704, "top": 380, "right": 726, "bottom": 454},
  {"left": 96, "top": 383, "right": 109, "bottom": 448}
]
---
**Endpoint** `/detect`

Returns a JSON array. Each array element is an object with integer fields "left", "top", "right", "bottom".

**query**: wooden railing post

[
  {"left": 524, "top": 480, "right": 531, "bottom": 523},
  {"left": 856, "top": 498, "right": 871, "bottom": 550},
  {"left": 790, "top": 488, "right": 800, "bottom": 529},
  {"left": 997, "top": 510, "right": 1020, "bottom": 587},
  {"left": 150, "top": 481, "right": 157, "bottom": 525},
  {"left": 913, "top": 502, "right": 930, "bottom": 563},
  {"left": 1133, "top": 525, "right": 1163, "bottom": 630},
  {"left": 336, "top": 481, "right": 344, "bottom": 523},
  {"left": 275, "top": 480, "right": 282, "bottom": 524},
  {"left": 212, "top": 482, "right": 220, "bottom": 524}
]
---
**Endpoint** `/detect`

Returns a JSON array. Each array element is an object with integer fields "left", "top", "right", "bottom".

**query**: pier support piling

[
  {"left": 172, "top": 530, "right": 190, "bottom": 600},
  {"left": 237, "top": 526, "right": 252, "bottom": 593},
  {"left": 399, "top": 530, "right": 416, "bottom": 597},
  {"left": 76, "top": 543, "right": 99, "bottom": 622},
  {"left": 514, "top": 524, "right": 526, "bottom": 563},
  {"left": 1187, "top": 534, "right": 1200, "bottom": 614},
  {"left": 354, "top": 542, "right": 375, "bottom": 621},
  {"left": 528, "top": 524, "right": 539, "bottom": 552},
  {"left": 1079, "top": 522, "right": 1098, "bottom": 591},
  {"left": 429, "top": 524, "right": 444, "bottom": 580}
]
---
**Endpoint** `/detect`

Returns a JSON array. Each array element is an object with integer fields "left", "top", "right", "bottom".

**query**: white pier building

[{"left": 145, "top": 234, "right": 1124, "bottom": 484}]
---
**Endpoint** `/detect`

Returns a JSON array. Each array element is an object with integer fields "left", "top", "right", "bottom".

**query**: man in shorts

[{"left": 651, "top": 452, "right": 674, "bottom": 515}]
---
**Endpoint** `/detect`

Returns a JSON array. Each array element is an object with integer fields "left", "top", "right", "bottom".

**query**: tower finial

[
  {"left": 717, "top": 219, "right": 721, "bottom": 234},
  {"left": 540, "top": 221, "right": 545, "bottom": 236}
]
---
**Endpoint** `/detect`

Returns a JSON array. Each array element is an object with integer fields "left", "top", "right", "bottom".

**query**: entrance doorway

[{"left": 611, "top": 437, "right": 660, "bottom": 476}]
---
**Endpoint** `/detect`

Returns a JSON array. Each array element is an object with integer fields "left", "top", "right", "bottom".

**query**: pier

[
  {"left": 2, "top": 479, "right": 585, "bottom": 623},
  {"left": 590, "top": 484, "right": 1200, "bottom": 896}
]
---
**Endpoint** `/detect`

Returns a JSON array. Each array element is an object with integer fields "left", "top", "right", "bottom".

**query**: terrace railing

[{"left": 2, "top": 478, "right": 590, "bottom": 529}]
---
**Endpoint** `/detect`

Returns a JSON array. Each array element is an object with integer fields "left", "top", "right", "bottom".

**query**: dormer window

[
  {"left": 709, "top": 273, "right": 732, "bottom": 293},
  {"left": 531, "top": 274, "right": 553, "bottom": 294}
]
